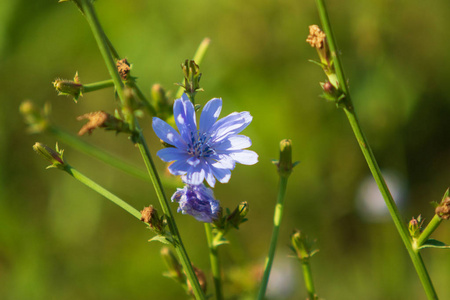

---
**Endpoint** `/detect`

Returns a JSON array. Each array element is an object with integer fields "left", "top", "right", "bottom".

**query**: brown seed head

[
  {"left": 76, "top": 111, "right": 110, "bottom": 136},
  {"left": 140, "top": 205, "right": 156, "bottom": 224},
  {"left": 116, "top": 58, "right": 131, "bottom": 80},
  {"left": 436, "top": 197, "right": 450, "bottom": 220},
  {"left": 306, "top": 25, "right": 326, "bottom": 49}
]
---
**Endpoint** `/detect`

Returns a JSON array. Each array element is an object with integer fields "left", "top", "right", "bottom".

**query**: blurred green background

[{"left": 1, "top": 0, "right": 449, "bottom": 299}]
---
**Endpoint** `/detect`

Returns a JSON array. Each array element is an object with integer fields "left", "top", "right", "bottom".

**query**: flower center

[{"left": 188, "top": 132, "right": 215, "bottom": 158}]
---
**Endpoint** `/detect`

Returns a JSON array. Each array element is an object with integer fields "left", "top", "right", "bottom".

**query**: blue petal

[
  {"left": 183, "top": 164, "right": 206, "bottom": 185},
  {"left": 174, "top": 95, "right": 197, "bottom": 144},
  {"left": 156, "top": 147, "right": 191, "bottom": 162},
  {"left": 210, "top": 162, "right": 232, "bottom": 184},
  {"left": 204, "top": 164, "right": 216, "bottom": 187},
  {"left": 168, "top": 160, "right": 190, "bottom": 175},
  {"left": 228, "top": 150, "right": 259, "bottom": 165},
  {"left": 214, "top": 135, "right": 252, "bottom": 151},
  {"left": 152, "top": 117, "right": 185, "bottom": 149},
  {"left": 200, "top": 98, "right": 222, "bottom": 134},
  {"left": 210, "top": 112, "right": 252, "bottom": 143}
]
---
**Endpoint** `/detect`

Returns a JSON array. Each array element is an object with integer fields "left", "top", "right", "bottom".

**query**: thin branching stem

[
  {"left": 315, "top": 1, "right": 437, "bottom": 298},
  {"left": 77, "top": 1, "right": 205, "bottom": 298},
  {"left": 64, "top": 164, "right": 141, "bottom": 220},
  {"left": 48, "top": 126, "right": 180, "bottom": 188}
]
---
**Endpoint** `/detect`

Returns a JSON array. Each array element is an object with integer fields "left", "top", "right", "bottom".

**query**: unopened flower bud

[
  {"left": 33, "top": 142, "right": 65, "bottom": 168},
  {"left": 53, "top": 72, "right": 83, "bottom": 102},
  {"left": 226, "top": 201, "right": 249, "bottom": 228},
  {"left": 160, "top": 247, "right": 185, "bottom": 283},
  {"left": 20, "top": 100, "right": 50, "bottom": 133},
  {"left": 178, "top": 60, "right": 203, "bottom": 101},
  {"left": 408, "top": 215, "right": 422, "bottom": 239},
  {"left": 291, "top": 229, "right": 318, "bottom": 261},
  {"left": 275, "top": 139, "right": 297, "bottom": 178}
]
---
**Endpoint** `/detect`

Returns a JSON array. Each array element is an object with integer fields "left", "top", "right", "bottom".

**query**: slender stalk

[
  {"left": 63, "top": 164, "right": 141, "bottom": 220},
  {"left": 48, "top": 126, "right": 178, "bottom": 188},
  {"left": 204, "top": 223, "right": 223, "bottom": 300},
  {"left": 78, "top": 1, "right": 205, "bottom": 298},
  {"left": 257, "top": 176, "right": 289, "bottom": 300},
  {"left": 83, "top": 79, "right": 114, "bottom": 93},
  {"left": 300, "top": 259, "right": 317, "bottom": 300},
  {"left": 315, "top": 1, "right": 437, "bottom": 299},
  {"left": 416, "top": 215, "right": 443, "bottom": 250},
  {"left": 176, "top": 38, "right": 211, "bottom": 98}
]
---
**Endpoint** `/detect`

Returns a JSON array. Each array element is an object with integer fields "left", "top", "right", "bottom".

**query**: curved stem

[
  {"left": 48, "top": 126, "right": 180, "bottom": 189},
  {"left": 257, "top": 176, "right": 289, "bottom": 300},
  {"left": 64, "top": 164, "right": 141, "bottom": 220},
  {"left": 204, "top": 223, "right": 223, "bottom": 300},
  {"left": 315, "top": 1, "right": 437, "bottom": 299},
  {"left": 78, "top": 1, "right": 205, "bottom": 298}
]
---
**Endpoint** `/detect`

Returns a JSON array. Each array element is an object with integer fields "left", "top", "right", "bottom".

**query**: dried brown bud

[
  {"left": 435, "top": 197, "right": 450, "bottom": 220},
  {"left": 77, "top": 111, "right": 129, "bottom": 136},
  {"left": 116, "top": 58, "right": 131, "bottom": 80},
  {"left": 77, "top": 111, "right": 109, "bottom": 135},
  {"left": 306, "top": 25, "right": 326, "bottom": 49}
]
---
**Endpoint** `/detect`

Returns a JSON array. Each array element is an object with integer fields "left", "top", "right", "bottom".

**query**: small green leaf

[
  {"left": 149, "top": 235, "right": 172, "bottom": 245},
  {"left": 308, "top": 59, "right": 326, "bottom": 68},
  {"left": 419, "top": 238, "right": 450, "bottom": 250},
  {"left": 213, "top": 236, "right": 229, "bottom": 248}
]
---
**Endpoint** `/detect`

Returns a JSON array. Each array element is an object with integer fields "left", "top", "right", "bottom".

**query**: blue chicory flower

[
  {"left": 152, "top": 94, "right": 258, "bottom": 187},
  {"left": 171, "top": 183, "right": 221, "bottom": 223}
]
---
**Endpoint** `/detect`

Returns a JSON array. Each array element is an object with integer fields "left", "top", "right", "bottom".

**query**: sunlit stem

[
  {"left": 48, "top": 126, "right": 180, "bottom": 189},
  {"left": 315, "top": 1, "right": 437, "bottom": 299},
  {"left": 77, "top": 1, "right": 205, "bottom": 298},
  {"left": 63, "top": 164, "right": 141, "bottom": 220},
  {"left": 257, "top": 176, "right": 289, "bottom": 300}
]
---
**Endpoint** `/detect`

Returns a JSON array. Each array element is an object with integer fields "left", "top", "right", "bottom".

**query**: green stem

[
  {"left": 416, "top": 215, "right": 443, "bottom": 250},
  {"left": 78, "top": 1, "right": 205, "bottom": 298},
  {"left": 82, "top": 79, "right": 115, "bottom": 93},
  {"left": 204, "top": 223, "right": 223, "bottom": 300},
  {"left": 257, "top": 176, "right": 289, "bottom": 300},
  {"left": 315, "top": 1, "right": 437, "bottom": 299},
  {"left": 135, "top": 133, "right": 205, "bottom": 300},
  {"left": 300, "top": 259, "right": 317, "bottom": 300},
  {"left": 176, "top": 38, "right": 211, "bottom": 99},
  {"left": 63, "top": 164, "right": 141, "bottom": 220},
  {"left": 48, "top": 126, "right": 179, "bottom": 188}
]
